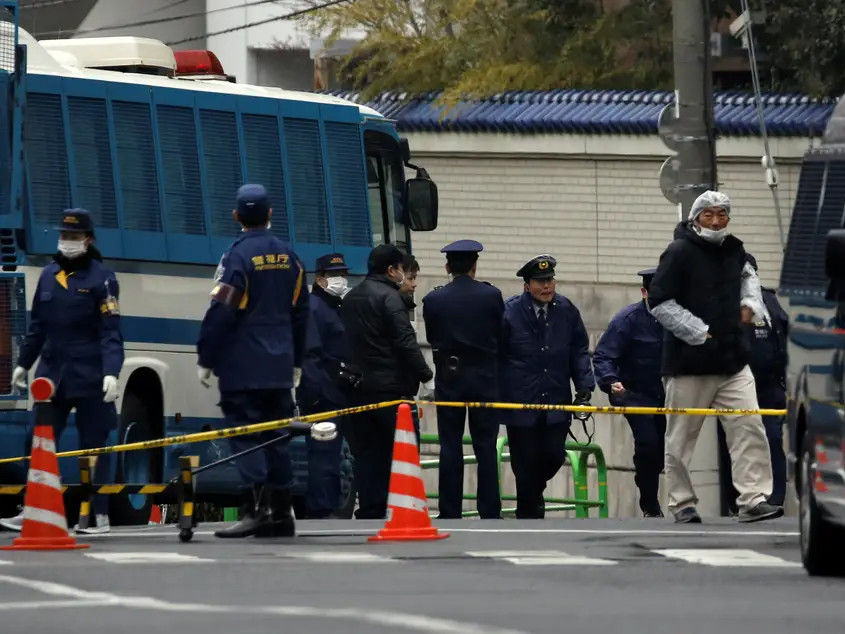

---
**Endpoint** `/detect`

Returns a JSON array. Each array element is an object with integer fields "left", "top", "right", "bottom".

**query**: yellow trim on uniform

[
  {"left": 55, "top": 270, "right": 70, "bottom": 290},
  {"left": 238, "top": 283, "right": 249, "bottom": 310},
  {"left": 292, "top": 264, "right": 304, "bottom": 306}
]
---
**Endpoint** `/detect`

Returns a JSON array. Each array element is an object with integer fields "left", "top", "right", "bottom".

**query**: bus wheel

[{"left": 110, "top": 392, "right": 157, "bottom": 526}]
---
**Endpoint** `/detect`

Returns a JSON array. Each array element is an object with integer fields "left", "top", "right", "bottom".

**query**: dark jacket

[
  {"left": 18, "top": 246, "right": 124, "bottom": 399},
  {"left": 592, "top": 300, "right": 664, "bottom": 406},
  {"left": 422, "top": 275, "right": 505, "bottom": 401},
  {"left": 197, "top": 229, "right": 309, "bottom": 393},
  {"left": 648, "top": 221, "right": 750, "bottom": 377},
  {"left": 341, "top": 274, "right": 432, "bottom": 396},
  {"left": 499, "top": 292, "right": 595, "bottom": 427},
  {"left": 746, "top": 288, "right": 789, "bottom": 407},
  {"left": 299, "top": 284, "right": 349, "bottom": 410}
]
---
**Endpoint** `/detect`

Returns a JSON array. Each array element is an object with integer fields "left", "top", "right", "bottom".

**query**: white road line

[
  {"left": 653, "top": 549, "right": 802, "bottom": 568},
  {"left": 0, "top": 573, "right": 531, "bottom": 634},
  {"left": 84, "top": 552, "right": 215, "bottom": 564},
  {"left": 466, "top": 550, "right": 617, "bottom": 566},
  {"left": 80, "top": 526, "right": 799, "bottom": 538},
  {"left": 279, "top": 551, "right": 399, "bottom": 563},
  {"left": 0, "top": 560, "right": 12, "bottom": 566}
]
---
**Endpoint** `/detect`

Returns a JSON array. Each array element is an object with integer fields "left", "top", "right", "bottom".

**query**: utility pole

[{"left": 658, "top": 0, "right": 718, "bottom": 220}]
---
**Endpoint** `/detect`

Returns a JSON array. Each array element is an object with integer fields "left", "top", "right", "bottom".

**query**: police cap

[
  {"left": 517, "top": 254, "right": 556, "bottom": 281},
  {"left": 440, "top": 239, "right": 484, "bottom": 254},
  {"left": 316, "top": 252, "right": 349, "bottom": 272},
  {"left": 637, "top": 267, "right": 657, "bottom": 289},
  {"left": 55, "top": 208, "right": 94, "bottom": 233},
  {"left": 236, "top": 183, "right": 270, "bottom": 225}
]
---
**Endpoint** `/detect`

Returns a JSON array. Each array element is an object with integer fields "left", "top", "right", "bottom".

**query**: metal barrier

[{"left": 419, "top": 433, "right": 608, "bottom": 518}]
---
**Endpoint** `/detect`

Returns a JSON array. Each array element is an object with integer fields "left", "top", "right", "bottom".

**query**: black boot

[
  {"left": 214, "top": 487, "right": 273, "bottom": 539},
  {"left": 255, "top": 488, "right": 296, "bottom": 538}
]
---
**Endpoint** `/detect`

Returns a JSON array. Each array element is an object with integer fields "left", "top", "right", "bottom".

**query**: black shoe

[
  {"left": 215, "top": 488, "right": 274, "bottom": 539},
  {"left": 255, "top": 488, "right": 296, "bottom": 537},
  {"left": 643, "top": 509, "right": 664, "bottom": 518},
  {"left": 673, "top": 507, "right": 702, "bottom": 523},
  {"left": 737, "top": 501, "right": 783, "bottom": 523}
]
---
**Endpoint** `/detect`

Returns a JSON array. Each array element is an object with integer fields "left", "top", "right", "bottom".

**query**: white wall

[{"left": 404, "top": 131, "right": 810, "bottom": 518}]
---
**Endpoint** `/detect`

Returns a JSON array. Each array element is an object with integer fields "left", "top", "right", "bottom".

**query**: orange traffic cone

[
  {"left": 148, "top": 505, "right": 163, "bottom": 525},
  {"left": 0, "top": 378, "right": 89, "bottom": 551},
  {"left": 369, "top": 403, "right": 449, "bottom": 543}
]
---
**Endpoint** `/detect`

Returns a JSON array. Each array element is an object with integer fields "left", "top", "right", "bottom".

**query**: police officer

[
  {"left": 298, "top": 252, "right": 353, "bottom": 519},
  {"left": 197, "top": 184, "right": 309, "bottom": 539},
  {"left": 593, "top": 268, "right": 666, "bottom": 517},
  {"left": 717, "top": 253, "right": 789, "bottom": 512},
  {"left": 422, "top": 240, "right": 504, "bottom": 519},
  {"left": 1, "top": 209, "right": 123, "bottom": 535},
  {"left": 500, "top": 255, "right": 595, "bottom": 518}
]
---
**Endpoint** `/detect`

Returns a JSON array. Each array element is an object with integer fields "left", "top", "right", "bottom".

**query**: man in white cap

[{"left": 647, "top": 190, "right": 783, "bottom": 524}]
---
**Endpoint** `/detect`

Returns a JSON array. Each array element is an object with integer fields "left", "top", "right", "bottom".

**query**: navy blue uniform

[
  {"left": 299, "top": 282, "right": 349, "bottom": 517},
  {"left": 197, "top": 228, "right": 308, "bottom": 490},
  {"left": 593, "top": 299, "right": 665, "bottom": 515},
  {"left": 423, "top": 269, "right": 504, "bottom": 520},
  {"left": 718, "top": 287, "right": 789, "bottom": 509},
  {"left": 500, "top": 288, "right": 595, "bottom": 518},
  {"left": 18, "top": 245, "right": 123, "bottom": 515}
]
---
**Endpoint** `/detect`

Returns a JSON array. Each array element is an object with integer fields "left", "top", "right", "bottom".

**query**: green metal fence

[{"left": 419, "top": 433, "right": 608, "bottom": 518}]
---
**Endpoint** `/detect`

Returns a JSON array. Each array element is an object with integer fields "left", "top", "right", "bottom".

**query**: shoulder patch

[{"left": 432, "top": 285, "right": 444, "bottom": 291}]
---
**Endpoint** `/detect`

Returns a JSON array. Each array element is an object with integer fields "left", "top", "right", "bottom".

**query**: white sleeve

[
  {"left": 740, "top": 262, "right": 770, "bottom": 322},
  {"left": 651, "top": 300, "right": 710, "bottom": 346}
]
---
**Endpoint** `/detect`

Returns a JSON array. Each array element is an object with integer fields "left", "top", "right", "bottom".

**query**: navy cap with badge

[
  {"left": 54, "top": 208, "right": 95, "bottom": 234},
  {"left": 236, "top": 183, "right": 270, "bottom": 225},
  {"left": 316, "top": 252, "right": 349, "bottom": 272},
  {"left": 638, "top": 267, "right": 657, "bottom": 291},
  {"left": 517, "top": 254, "right": 556, "bottom": 281},
  {"left": 440, "top": 239, "right": 484, "bottom": 255}
]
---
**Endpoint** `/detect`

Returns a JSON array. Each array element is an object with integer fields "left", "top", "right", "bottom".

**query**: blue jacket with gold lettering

[
  {"left": 197, "top": 229, "right": 309, "bottom": 392},
  {"left": 18, "top": 246, "right": 124, "bottom": 399}
]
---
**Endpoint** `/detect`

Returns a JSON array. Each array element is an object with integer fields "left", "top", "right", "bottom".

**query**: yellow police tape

[{"left": 0, "top": 399, "right": 788, "bottom": 464}]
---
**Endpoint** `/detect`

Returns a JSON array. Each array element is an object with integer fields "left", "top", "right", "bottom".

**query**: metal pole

[{"left": 671, "top": 0, "right": 717, "bottom": 218}]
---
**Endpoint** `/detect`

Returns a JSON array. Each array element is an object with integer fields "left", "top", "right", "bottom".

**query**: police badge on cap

[{"left": 517, "top": 254, "right": 557, "bottom": 281}]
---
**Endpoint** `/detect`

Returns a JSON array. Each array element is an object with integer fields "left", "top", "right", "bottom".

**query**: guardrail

[{"left": 419, "top": 433, "right": 608, "bottom": 518}]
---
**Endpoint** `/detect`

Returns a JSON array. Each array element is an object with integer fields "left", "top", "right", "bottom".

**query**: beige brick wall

[{"left": 411, "top": 155, "right": 800, "bottom": 289}]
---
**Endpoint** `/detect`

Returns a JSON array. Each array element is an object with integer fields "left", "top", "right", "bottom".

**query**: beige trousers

[{"left": 664, "top": 365, "right": 773, "bottom": 513}]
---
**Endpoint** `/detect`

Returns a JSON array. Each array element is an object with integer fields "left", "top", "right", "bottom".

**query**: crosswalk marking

[
  {"left": 84, "top": 552, "right": 215, "bottom": 564},
  {"left": 466, "top": 550, "right": 617, "bottom": 566},
  {"left": 653, "top": 549, "right": 801, "bottom": 568},
  {"left": 279, "top": 551, "right": 399, "bottom": 563}
]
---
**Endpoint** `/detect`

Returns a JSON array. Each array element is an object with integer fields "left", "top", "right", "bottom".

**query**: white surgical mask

[
  {"left": 325, "top": 276, "right": 348, "bottom": 297},
  {"left": 696, "top": 225, "right": 727, "bottom": 244},
  {"left": 58, "top": 239, "right": 88, "bottom": 259}
]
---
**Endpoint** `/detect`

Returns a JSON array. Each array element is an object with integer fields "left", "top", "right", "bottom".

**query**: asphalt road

[{"left": 0, "top": 517, "right": 841, "bottom": 634}]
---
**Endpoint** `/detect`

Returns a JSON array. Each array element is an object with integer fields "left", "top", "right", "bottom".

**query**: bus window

[{"left": 365, "top": 131, "right": 410, "bottom": 252}]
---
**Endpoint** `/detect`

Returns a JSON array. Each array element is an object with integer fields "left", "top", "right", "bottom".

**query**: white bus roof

[
  {"left": 41, "top": 36, "right": 177, "bottom": 72},
  {"left": 13, "top": 25, "right": 382, "bottom": 119}
]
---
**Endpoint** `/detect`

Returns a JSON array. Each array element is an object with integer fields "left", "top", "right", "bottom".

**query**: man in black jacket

[
  {"left": 341, "top": 244, "right": 433, "bottom": 519},
  {"left": 648, "top": 190, "right": 782, "bottom": 524}
]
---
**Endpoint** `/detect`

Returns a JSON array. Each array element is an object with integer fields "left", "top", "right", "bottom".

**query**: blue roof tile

[{"left": 327, "top": 89, "right": 837, "bottom": 137}]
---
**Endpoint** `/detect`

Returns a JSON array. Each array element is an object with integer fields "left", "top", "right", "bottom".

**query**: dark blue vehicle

[{"left": 780, "top": 96, "right": 845, "bottom": 577}]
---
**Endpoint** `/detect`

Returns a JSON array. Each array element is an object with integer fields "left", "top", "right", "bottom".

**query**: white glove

[
  {"left": 198, "top": 366, "right": 212, "bottom": 388},
  {"left": 102, "top": 375, "right": 119, "bottom": 403},
  {"left": 293, "top": 367, "right": 302, "bottom": 389},
  {"left": 11, "top": 366, "right": 26, "bottom": 390},
  {"left": 420, "top": 379, "right": 435, "bottom": 401}
]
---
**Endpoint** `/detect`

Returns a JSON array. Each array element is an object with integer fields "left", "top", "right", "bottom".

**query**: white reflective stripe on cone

[
  {"left": 26, "top": 469, "right": 62, "bottom": 491},
  {"left": 22, "top": 506, "right": 68, "bottom": 530},
  {"left": 387, "top": 492, "right": 427, "bottom": 512},
  {"left": 393, "top": 430, "right": 417, "bottom": 446},
  {"left": 31, "top": 436, "right": 56, "bottom": 454},
  {"left": 390, "top": 460, "right": 422, "bottom": 479}
]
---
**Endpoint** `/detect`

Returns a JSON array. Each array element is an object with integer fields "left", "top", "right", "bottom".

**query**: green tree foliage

[{"left": 302, "top": 0, "right": 845, "bottom": 100}]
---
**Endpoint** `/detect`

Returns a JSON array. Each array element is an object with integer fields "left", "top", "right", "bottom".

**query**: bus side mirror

[
  {"left": 825, "top": 229, "right": 845, "bottom": 301},
  {"left": 404, "top": 168, "right": 438, "bottom": 232}
]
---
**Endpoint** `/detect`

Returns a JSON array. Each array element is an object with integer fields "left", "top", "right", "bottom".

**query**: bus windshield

[{"left": 365, "top": 130, "right": 410, "bottom": 252}]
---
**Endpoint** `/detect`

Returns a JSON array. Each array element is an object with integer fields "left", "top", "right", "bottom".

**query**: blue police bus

[
  {"left": 0, "top": 10, "right": 438, "bottom": 523},
  {"left": 780, "top": 95, "right": 845, "bottom": 576}
]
